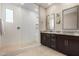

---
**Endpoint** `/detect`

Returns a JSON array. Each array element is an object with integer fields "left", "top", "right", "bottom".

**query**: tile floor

[
  {"left": 1, "top": 45, "right": 66, "bottom": 56},
  {"left": 17, "top": 45, "right": 65, "bottom": 56}
]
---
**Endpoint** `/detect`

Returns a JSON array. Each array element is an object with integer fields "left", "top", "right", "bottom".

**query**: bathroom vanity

[{"left": 41, "top": 32, "right": 79, "bottom": 56}]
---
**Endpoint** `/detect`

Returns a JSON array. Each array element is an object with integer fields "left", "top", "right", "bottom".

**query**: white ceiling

[
  {"left": 36, "top": 3, "right": 60, "bottom": 8},
  {"left": 14, "top": 3, "right": 61, "bottom": 9},
  {"left": 36, "top": 3, "right": 53, "bottom": 8}
]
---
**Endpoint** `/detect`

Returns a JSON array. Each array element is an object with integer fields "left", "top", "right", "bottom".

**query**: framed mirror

[
  {"left": 62, "top": 6, "right": 78, "bottom": 30},
  {"left": 47, "top": 14, "right": 55, "bottom": 32}
]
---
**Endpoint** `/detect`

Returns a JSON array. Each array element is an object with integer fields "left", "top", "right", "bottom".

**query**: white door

[
  {"left": 1, "top": 3, "right": 40, "bottom": 51},
  {"left": 1, "top": 3, "right": 22, "bottom": 52}
]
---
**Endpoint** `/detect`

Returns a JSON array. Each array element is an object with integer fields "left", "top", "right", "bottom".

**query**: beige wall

[
  {"left": 39, "top": 7, "right": 46, "bottom": 32},
  {"left": 0, "top": 3, "right": 2, "bottom": 49},
  {"left": 46, "top": 3, "right": 79, "bottom": 31}
]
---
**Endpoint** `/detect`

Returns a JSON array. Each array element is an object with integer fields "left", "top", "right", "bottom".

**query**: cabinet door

[
  {"left": 64, "top": 39, "right": 70, "bottom": 55},
  {"left": 41, "top": 33, "right": 47, "bottom": 46},
  {"left": 63, "top": 36, "right": 79, "bottom": 56},
  {"left": 56, "top": 35, "right": 65, "bottom": 53},
  {"left": 46, "top": 34, "right": 51, "bottom": 47},
  {"left": 68, "top": 38, "right": 79, "bottom": 55},
  {"left": 41, "top": 33, "right": 50, "bottom": 47},
  {"left": 50, "top": 34, "right": 56, "bottom": 49}
]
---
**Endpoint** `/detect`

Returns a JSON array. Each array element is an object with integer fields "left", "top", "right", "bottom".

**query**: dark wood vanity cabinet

[
  {"left": 50, "top": 34, "right": 56, "bottom": 49},
  {"left": 56, "top": 35, "right": 71, "bottom": 55},
  {"left": 41, "top": 33, "right": 50, "bottom": 47},
  {"left": 67, "top": 37, "right": 79, "bottom": 55},
  {"left": 56, "top": 35, "right": 66, "bottom": 53},
  {"left": 41, "top": 33, "right": 79, "bottom": 56},
  {"left": 41, "top": 33, "right": 56, "bottom": 49},
  {"left": 56, "top": 35, "right": 79, "bottom": 55}
]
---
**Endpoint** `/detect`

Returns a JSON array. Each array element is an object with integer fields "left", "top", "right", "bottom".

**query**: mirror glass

[
  {"left": 63, "top": 6, "right": 78, "bottom": 30},
  {"left": 47, "top": 14, "right": 55, "bottom": 31}
]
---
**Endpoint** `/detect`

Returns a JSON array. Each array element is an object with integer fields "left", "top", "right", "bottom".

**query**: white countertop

[{"left": 41, "top": 31, "right": 79, "bottom": 36}]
